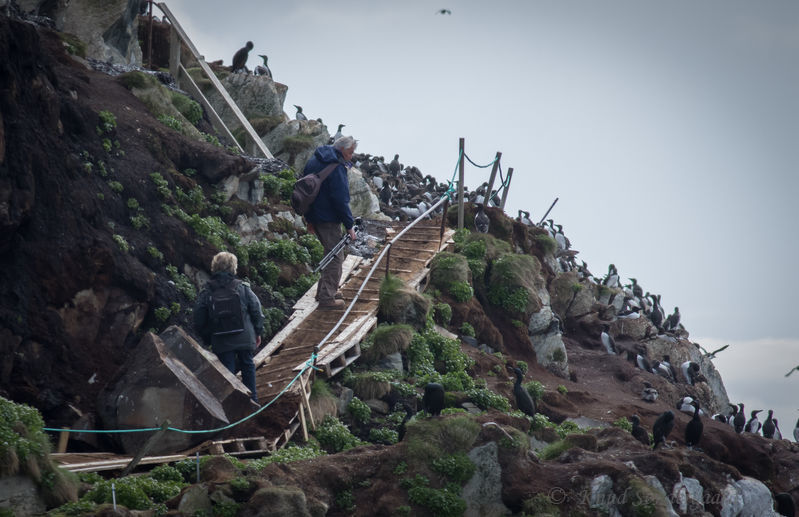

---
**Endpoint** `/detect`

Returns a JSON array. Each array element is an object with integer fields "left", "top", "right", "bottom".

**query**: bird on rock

[
  {"left": 630, "top": 415, "right": 650, "bottom": 447},
  {"left": 388, "top": 154, "right": 401, "bottom": 175},
  {"left": 745, "top": 409, "right": 763, "bottom": 434},
  {"left": 733, "top": 403, "right": 746, "bottom": 433},
  {"left": 474, "top": 204, "right": 489, "bottom": 233},
  {"left": 641, "top": 381, "right": 658, "bottom": 402},
  {"left": 762, "top": 410, "right": 776, "bottom": 439},
  {"left": 334, "top": 124, "right": 345, "bottom": 142},
  {"left": 512, "top": 368, "right": 536, "bottom": 418},
  {"left": 794, "top": 416, "right": 799, "bottom": 443},
  {"left": 685, "top": 401, "right": 703, "bottom": 448},
  {"left": 600, "top": 325, "right": 616, "bottom": 354},
  {"left": 422, "top": 383, "right": 444, "bottom": 416},
  {"left": 232, "top": 41, "right": 253, "bottom": 73},
  {"left": 254, "top": 54, "right": 272, "bottom": 78},
  {"left": 652, "top": 410, "right": 675, "bottom": 450},
  {"left": 294, "top": 105, "right": 307, "bottom": 121}
]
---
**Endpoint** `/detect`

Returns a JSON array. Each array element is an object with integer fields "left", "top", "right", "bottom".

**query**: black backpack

[
  {"left": 290, "top": 162, "right": 338, "bottom": 215},
  {"left": 208, "top": 279, "right": 245, "bottom": 336}
]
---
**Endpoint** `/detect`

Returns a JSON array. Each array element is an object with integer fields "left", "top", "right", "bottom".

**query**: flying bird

[
  {"left": 785, "top": 365, "right": 799, "bottom": 377},
  {"left": 702, "top": 344, "right": 729, "bottom": 360},
  {"left": 436, "top": 9, "right": 452, "bottom": 15}
]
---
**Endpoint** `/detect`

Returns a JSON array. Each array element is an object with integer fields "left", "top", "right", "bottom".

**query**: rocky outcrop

[
  {"left": 18, "top": 0, "right": 142, "bottom": 64},
  {"left": 462, "top": 442, "right": 509, "bottom": 517},
  {"left": 97, "top": 326, "right": 258, "bottom": 454}
]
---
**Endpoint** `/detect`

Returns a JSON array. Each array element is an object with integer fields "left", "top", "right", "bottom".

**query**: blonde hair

[{"left": 211, "top": 252, "right": 237, "bottom": 274}]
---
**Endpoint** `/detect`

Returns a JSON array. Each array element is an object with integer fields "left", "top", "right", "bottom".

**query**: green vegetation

[
  {"left": 165, "top": 264, "right": 197, "bottom": 300},
  {"left": 154, "top": 307, "right": 171, "bottom": 322},
  {"left": 347, "top": 397, "right": 372, "bottom": 425},
  {"left": 170, "top": 91, "right": 203, "bottom": 125},
  {"left": 368, "top": 427, "right": 399, "bottom": 445},
  {"left": 147, "top": 246, "right": 164, "bottom": 262},
  {"left": 97, "top": 110, "right": 116, "bottom": 135},
  {"left": 431, "top": 453, "right": 476, "bottom": 484},
  {"left": 465, "top": 386, "right": 510, "bottom": 412},
  {"left": 248, "top": 443, "right": 325, "bottom": 470},
  {"left": 157, "top": 114, "right": 183, "bottom": 132},
  {"left": 112, "top": 234, "right": 129, "bottom": 252},
  {"left": 403, "top": 475, "right": 466, "bottom": 517},
  {"left": 613, "top": 416, "right": 632, "bottom": 432},
  {"left": 59, "top": 32, "right": 87, "bottom": 58},
  {"left": 432, "top": 302, "right": 452, "bottom": 325},
  {"left": 314, "top": 416, "right": 364, "bottom": 453},
  {"left": 108, "top": 180, "right": 123, "bottom": 194},
  {"left": 557, "top": 384, "right": 568, "bottom": 395},
  {"left": 459, "top": 322, "right": 475, "bottom": 337}
]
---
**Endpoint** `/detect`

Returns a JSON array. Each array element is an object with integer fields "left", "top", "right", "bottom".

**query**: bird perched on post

[
  {"left": 685, "top": 401, "right": 703, "bottom": 448},
  {"left": 652, "top": 410, "right": 675, "bottom": 450},
  {"left": 512, "top": 368, "right": 536, "bottom": 418},
  {"left": 294, "top": 105, "right": 307, "bottom": 121},
  {"left": 231, "top": 41, "right": 253, "bottom": 73},
  {"left": 422, "top": 383, "right": 444, "bottom": 416},
  {"left": 474, "top": 203, "right": 489, "bottom": 233},
  {"left": 254, "top": 54, "right": 272, "bottom": 78},
  {"left": 630, "top": 415, "right": 650, "bottom": 447}
]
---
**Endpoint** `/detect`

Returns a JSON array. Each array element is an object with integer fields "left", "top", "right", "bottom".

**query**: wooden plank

[
  {"left": 178, "top": 63, "right": 241, "bottom": 150},
  {"left": 157, "top": 2, "right": 273, "bottom": 159}
]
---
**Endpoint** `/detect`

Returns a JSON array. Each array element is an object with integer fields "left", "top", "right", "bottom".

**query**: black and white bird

[
  {"left": 436, "top": 8, "right": 452, "bottom": 14},
  {"left": 254, "top": 54, "right": 272, "bottom": 78},
  {"left": 630, "top": 415, "right": 650, "bottom": 447},
  {"left": 388, "top": 154, "right": 401, "bottom": 175},
  {"left": 701, "top": 344, "right": 729, "bottom": 360},
  {"left": 474, "top": 203, "right": 490, "bottom": 233},
  {"left": 423, "top": 383, "right": 445, "bottom": 416},
  {"left": 333, "top": 124, "right": 345, "bottom": 142},
  {"left": 652, "top": 410, "right": 675, "bottom": 450},
  {"left": 772, "top": 419, "right": 783, "bottom": 440},
  {"left": 641, "top": 381, "right": 658, "bottom": 402},
  {"left": 762, "top": 410, "right": 776, "bottom": 439},
  {"left": 600, "top": 325, "right": 616, "bottom": 354},
  {"left": 745, "top": 409, "right": 763, "bottom": 434},
  {"left": 661, "top": 355, "right": 679, "bottom": 381},
  {"left": 231, "top": 41, "right": 253, "bottom": 73},
  {"left": 677, "top": 396, "right": 705, "bottom": 416},
  {"left": 681, "top": 361, "right": 700, "bottom": 385},
  {"left": 664, "top": 307, "right": 681, "bottom": 331},
  {"left": 733, "top": 403, "right": 746, "bottom": 433},
  {"left": 685, "top": 401, "right": 703, "bottom": 448},
  {"left": 294, "top": 105, "right": 307, "bottom": 121},
  {"left": 629, "top": 277, "right": 644, "bottom": 299},
  {"left": 603, "top": 264, "right": 620, "bottom": 288},
  {"left": 793, "top": 416, "right": 799, "bottom": 443},
  {"left": 518, "top": 210, "right": 533, "bottom": 226},
  {"left": 512, "top": 368, "right": 536, "bottom": 418}
]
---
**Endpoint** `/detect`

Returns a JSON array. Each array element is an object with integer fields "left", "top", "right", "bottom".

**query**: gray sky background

[{"left": 163, "top": 0, "right": 799, "bottom": 435}]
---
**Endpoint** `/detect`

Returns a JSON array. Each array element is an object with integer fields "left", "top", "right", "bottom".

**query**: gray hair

[
  {"left": 333, "top": 135, "right": 357, "bottom": 151},
  {"left": 211, "top": 251, "right": 238, "bottom": 275}
]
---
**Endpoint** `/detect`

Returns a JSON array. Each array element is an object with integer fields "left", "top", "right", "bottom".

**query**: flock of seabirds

[{"left": 230, "top": 32, "right": 799, "bottom": 456}]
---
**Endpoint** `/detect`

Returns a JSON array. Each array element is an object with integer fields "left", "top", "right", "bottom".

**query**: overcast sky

[{"left": 162, "top": 0, "right": 799, "bottom": 434}]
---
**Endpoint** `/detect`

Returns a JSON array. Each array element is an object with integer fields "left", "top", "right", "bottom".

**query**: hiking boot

[{"left": 318, "top": 298, "right": 345, "bottom": 310}]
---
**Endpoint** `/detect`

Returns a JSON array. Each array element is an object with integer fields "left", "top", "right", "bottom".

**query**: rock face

[
  {"left": 462, "top": 442, "right": 510, "bottom": 517},
  {"left": 19, "top": 0, "right": 143, "bottom": 64},
  {"left": 97, "top": 326, "right": 258, "bottom": 454}
]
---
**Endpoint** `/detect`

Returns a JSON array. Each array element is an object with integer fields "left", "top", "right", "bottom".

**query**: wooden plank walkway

[{"left": 52, "top": 219, "right": 453, "bottom": 472}]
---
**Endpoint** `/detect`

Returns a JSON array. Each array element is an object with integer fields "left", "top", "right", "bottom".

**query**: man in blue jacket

[{"left": 303, "top": 136, "right": 358, "bottom": 310}]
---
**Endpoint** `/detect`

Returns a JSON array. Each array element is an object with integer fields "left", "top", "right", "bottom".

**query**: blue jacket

[
  {"left": 193, "top": 272, "right": 264, "bottom": 354},
  {"left": 302, "top": 145, "right": 354, "bottom": 230}
]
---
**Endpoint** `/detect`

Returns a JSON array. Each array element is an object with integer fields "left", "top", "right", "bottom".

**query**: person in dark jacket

[
  {"left": 303, "top": 136, "right": 358, "bottom": 310},
  {"left": 194, "top": 251, "right": 264, "bottom": 402}
]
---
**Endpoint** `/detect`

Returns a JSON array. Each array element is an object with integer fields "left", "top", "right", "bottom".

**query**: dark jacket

[
  {"left": 302, "top": 145, "right": 354, "bottom": 230},
  {"left": 193, "top": 272, "right": 264, "bottom": 354}
]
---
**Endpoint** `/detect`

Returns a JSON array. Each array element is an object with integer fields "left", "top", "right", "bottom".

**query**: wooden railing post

[
  {"left": 458, "top": 138, "right": 465, "bottom": 230},
  {"left": 499, "top": 167, "right": 513, "bottom": 210},
  {"left": 484, "top": 152, "right": 502, "bottom": 207}
]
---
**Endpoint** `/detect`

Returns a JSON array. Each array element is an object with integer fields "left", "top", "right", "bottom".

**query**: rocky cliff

[{"left": 1, "top": 6, "right": 798, "bottom": 517}]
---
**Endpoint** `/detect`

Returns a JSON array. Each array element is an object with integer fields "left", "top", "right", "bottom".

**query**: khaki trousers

[{"left": 314, "top": 221, "right": 344, "bottom": 302}]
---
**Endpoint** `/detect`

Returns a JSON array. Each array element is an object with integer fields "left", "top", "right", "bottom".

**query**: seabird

[
  {"left": 293, "top": 105, "right": 307, "bottom": 121},
  {"left": 745, "top": 409, "right": 762, "bottom": 434},
  {"left": 618, "top": 307, "right": 641, "bottom": 320},
  {"left": 725, "top": 403, "right": 738, "bottom": 427},
  {"left": 518, "top": 210, "right": 533, "bottom": 226},
  {"left": 474, "top": 203, "right": 489, "bottom": 233},
  {"left": 681, "top": 361, "right": 700, "bottom": 385},
  {"left": 636, "top": 349, "right": 653, "bottom": 373},
  {"left": 785, "top": 365, "right": 799, "bottom": 377},
  {"left": 641, "top": 381, "right": 658, "bottom": 402},
  {"left": 334, "top": 124, "right": 345, "bottom": 142},
  {"left": 774, "top": 493, "right": 795, "bottom": 517},
  {"left": 231, "top": 41, "right": 253, "bottom": 73},
  {"left": 652, "top": 361, "right": 674, "bottom": 382},
  {"left": 512, "top": 368, "right": 536, "bottom": 418},
  {"left": 664, "top": 307, "right": 681, "bottom": 331},
  {"left": 388, "top": 154, "right": 401, "bottom": 175},
  {"left": 603, "top": 264, "right": 620, "bottom": 288},
  {"left": 436, "top": 8, "right": 452, "bottom": 14},
  {"left": 712, "top": 413, "right": 728, "bottom": 424},
  {"left": 773, "top": 419, "right": 783, "bottom": 440},
  {"left": 254, "top": 54, "right": 272, "bottom": 79},
  {"left": 652, "top": 410, "right": 675, "bottom": 450},
  {"left": 661, "top": 355, "right": 678, "bottom": 381},
  {"left": 676, "top": 396, "right": 704, "bottom": 416},
  {"left": 600, "top": 325, "right": 616, "bottom": 354},
  {"left": 733, "top": 403, "right": 746, "bottom": 433},
  {"left": 630, "top": 415, "right": 651, "bottom": 447},
  {"left": 685, "top": 401, "right": 703, "bottom": 448},
  {"left": 702, "top": 344, "right": 729, "bottom": 360},
  {"left": 422, "top": 382, "right": 444, "bottom": 416},
  {"left": 554, "top": 224, "right": 569, "bottom": 251},
  {"left": 794, "top": 416, "right": 799, "bottom": 443},
  {"left": 762, "top": 410, "right": 776, "bottom": 439},
  {"left": 629, "top": 277, "right": 643, "bottom": 299}
]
